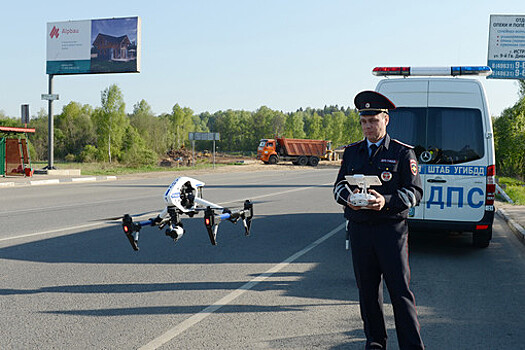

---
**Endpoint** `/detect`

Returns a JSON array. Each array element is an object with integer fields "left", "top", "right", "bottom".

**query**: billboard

[
  {"left": 46, "top": 16, "right": 141, "bottom": 75},
  {"left": 487, "top": 14, "right": 525, "bottom": 79}
]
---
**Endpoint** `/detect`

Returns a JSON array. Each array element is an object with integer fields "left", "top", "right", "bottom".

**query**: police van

[{"left": 374, "top": 66, "right": 496, "bottom": 248}]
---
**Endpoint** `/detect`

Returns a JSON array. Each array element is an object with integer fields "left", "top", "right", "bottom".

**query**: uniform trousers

[{"left": 348, "top": 219, "right": 424, "bottom": 350}]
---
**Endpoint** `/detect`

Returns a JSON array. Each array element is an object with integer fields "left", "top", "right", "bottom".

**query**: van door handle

[{"left": 427, "top": 179, "right": 447, "bottom": 183}]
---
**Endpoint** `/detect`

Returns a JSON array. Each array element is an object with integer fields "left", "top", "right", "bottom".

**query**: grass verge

[{"left": 498, "top": 177, "right": 525, "bottom": 205}]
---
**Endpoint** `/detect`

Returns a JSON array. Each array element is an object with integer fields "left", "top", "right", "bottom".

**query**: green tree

[
  {"left": 168, "top": 104, "right": 194, "bottom": 150},
  {"left": 325, "top": 111, "right": 346, "bottom": 146},
  {"left": 342, "top": 110, "right": 362, "bottom": 145},
  {"left": 120, "top": 125, "right": 157, "bottom": 166},
  {"left": 284, "top": 111, "right": 306, "bottom": 139},
  {"left": 0, "top": 112, "right": 19, "bottom": 127},
  {"left": 214, "top": 110, "right": 242, "bottom": 152},
  {"left": 130, "top": 99, "right": 169, "bottom": 156},
  {"left": 305, "top": 112, "right": 323, "bottom": 139},
  {"left": 238, "top": 110, "right": 256, "bottom": 152},
  {"left": 55, "top": 102, "right": 95, "bottom": 159},
  {"left": 252, "top": 106, "right": 276, "bottom": 141},
  {"left": 26, "top": 108, "right": 49, "bottom": 161},
  {"left": 494, "top": 83, "right": 525, "bottom": 179},
  {"left": 92, "top": 84, "right": 128, "bottom": 162}
]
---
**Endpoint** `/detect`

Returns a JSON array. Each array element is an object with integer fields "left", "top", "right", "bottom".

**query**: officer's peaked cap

[{"left": 354, "top": 90, "right": 396, "bottom": 116}]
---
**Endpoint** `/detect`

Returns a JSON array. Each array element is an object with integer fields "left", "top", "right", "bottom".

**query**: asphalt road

[{"left": 1, "top": 167, "right": 525, "bottom": 350}]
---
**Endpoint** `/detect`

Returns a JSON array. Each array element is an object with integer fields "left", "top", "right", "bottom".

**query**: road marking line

[
  {"left": 220, "top": 181, "right": 333, "bottom": 206},
  {"left": 0, "top": 222, "right": 115, "bottom": 243},
  {"left": 138, "top": 222, "right": 345, "bottom": 350},
  {"left": 0, "top": 182, "right": 334, "bottom": 243}
]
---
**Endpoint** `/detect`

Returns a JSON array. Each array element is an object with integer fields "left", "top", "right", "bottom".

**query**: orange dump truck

[{"left": 257, "top": 137, "right": 332, "bottom": 166}]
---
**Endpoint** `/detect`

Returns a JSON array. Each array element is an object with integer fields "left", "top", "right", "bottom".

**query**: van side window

[{"left": 388, "top": 107, "right": 484, "bottom": 165}]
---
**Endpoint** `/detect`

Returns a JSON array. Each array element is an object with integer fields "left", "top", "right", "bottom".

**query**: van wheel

[
  {"left": 473, "top": 229, "right": 491, "bottom": 248},
  {"left": 268, "top": 155, "right": 278, "bottom": 164},
  {"left": 308, "top": 156, "right": 320, "bottom": 167},
  {"left": 297, "top": 156, "right": 308, "bottom": 166}
]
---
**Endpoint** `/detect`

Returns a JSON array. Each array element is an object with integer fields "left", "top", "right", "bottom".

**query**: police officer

[{"left": 333, "top": 91, "right": 424, "bottom": 350}]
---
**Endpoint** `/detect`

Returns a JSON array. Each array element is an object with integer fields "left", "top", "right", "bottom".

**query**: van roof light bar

[{"left": 372, "top": 66, "right": 492, "bottom": 77}]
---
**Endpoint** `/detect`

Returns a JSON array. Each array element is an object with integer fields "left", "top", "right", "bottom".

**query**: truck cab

[{"left": 257, "top": 139, "right": 278, "bottom": 164}]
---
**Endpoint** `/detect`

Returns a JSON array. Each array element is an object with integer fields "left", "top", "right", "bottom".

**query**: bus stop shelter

[{"left": 0, "top": 126, "right": 35, "bottom": 177}]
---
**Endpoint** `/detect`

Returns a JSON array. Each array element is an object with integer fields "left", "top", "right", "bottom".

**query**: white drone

[{"left": 122, "top": 176, "right": 253, "bottom": 251}]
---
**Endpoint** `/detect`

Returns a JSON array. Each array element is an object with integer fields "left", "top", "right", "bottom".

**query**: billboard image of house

[
  {"left": 90, "top": 17, "right": 140, "bottom": 73},
  {"left": 46, "top": 16, "right": 141, "bottom": 75}
]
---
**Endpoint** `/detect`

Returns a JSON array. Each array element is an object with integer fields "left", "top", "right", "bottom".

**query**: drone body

[{"left": 122, "top": 176, "right": 253, "bottom": 251}]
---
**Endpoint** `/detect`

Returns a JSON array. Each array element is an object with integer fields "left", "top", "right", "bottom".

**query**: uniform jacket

[{"left": 333, "top": 134, "right": 423, "bottom": 222}]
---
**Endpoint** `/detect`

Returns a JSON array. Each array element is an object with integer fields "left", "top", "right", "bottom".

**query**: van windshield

[{"left": 387, "top": 107, "right": 484, "bottom": 165}]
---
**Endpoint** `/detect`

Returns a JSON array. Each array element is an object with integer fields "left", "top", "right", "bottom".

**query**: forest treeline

[
  {"left": 0, "top": 84, "right": 362, "bottom": 166},
  {"left": 493, "top": 80, "right": 525, "bottom": 180},
  {"left": 1, "top": 81, "right": 524, "bottom": 179}
]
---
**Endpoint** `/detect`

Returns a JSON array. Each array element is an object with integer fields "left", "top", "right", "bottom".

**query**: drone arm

[
  {"left": 204, "top": 200, "right": 253, "bottom": 245},
  {"left": 122, "top": 215, "right": 156, "bottom": 251}
]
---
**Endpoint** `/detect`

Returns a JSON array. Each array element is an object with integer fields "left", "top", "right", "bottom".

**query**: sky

[{"left": 1, "top": 1, "right": 524, "bottom": 120}]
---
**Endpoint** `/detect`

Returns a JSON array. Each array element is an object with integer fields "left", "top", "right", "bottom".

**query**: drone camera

[{"left": 165, "top": 224, "right": 184, "bottom": 243}]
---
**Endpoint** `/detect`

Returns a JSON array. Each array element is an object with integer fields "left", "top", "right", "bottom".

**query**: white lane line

[
  {"left": 0, "top": 181, "right": 334, "bottom": 244},
  {"left": 0, "top": 182, "right": 334, "bottom": 243},
  {"left": 220, "top": 181, "right": 333, "bottom": 206},
  {"left": 0, "top": 222, "right": 116, "bottom": 243},
  {"left": 138, "top": 222, "right": 345, "bottom": 350}
]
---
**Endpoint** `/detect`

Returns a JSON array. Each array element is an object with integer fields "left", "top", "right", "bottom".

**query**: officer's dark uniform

[{"left": 333, "top": 91, "right": 424, "bottom": 350}]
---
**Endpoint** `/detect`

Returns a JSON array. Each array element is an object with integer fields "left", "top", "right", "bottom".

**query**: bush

[
  {"left": 120, "top": 126, "right": 158, "bottom": 166},
  {"left": 64, "top": 154, "right": 76, "bottom": 162},
  {"left": 79, "top": 145, "right": 98, "bottom": 162},
  {"left": 121, "top": 145, "right": 157, "bottom": 167},
  {"left": 498, "top": 177, "right": 525, "bottom": 205}
]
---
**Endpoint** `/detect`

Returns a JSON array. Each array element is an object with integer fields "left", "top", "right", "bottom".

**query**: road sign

[
  {"left": 21, "top": 104, "right": 29, "bottom": 124},
  {"left": 189, "top": 132, "right": 220, "bottom": 141},
  {"left": 41, "top": 94, "right": 59, "bottom": 101},
  {"left": 487, "top": 14, "right": 525, "bottom": 79}
]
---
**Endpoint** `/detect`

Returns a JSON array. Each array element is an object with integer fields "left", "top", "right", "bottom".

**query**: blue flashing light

[{"left": 451, "top": 66, "right": 492, "bottom": 76}]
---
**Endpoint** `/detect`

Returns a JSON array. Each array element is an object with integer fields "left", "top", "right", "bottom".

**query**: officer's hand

[
  {"left": 347, "top": 189, "right": 362, "bottom": 210},
  {"left": 366, "top": 189, "right": 385, "bottom": 211}
]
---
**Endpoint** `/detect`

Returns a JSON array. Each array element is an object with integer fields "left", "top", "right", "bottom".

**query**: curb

[
  {"left": 0, "top": 176, "right": 117, "bottom": 188},
  {"left": 496, "top": 208, "right": 525, "bottom": 243}
]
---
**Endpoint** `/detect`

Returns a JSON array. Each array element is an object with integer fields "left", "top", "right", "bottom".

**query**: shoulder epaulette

[
  {"left": 391, "top": 138, "right": 414, "bottom": 149},
  {"left": 343, "top": 139, "right": 365, "bottom": 148}
]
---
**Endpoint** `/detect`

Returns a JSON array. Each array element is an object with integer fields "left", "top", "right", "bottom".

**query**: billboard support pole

[{"left": 46, "top": 74, "right": 55, "bottom": 170}]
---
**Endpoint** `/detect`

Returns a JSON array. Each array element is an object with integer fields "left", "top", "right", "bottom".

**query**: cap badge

[
  {"left": 365, "top": 103, "right": 371, "bottom": 108},
  {"left": 381, "top": 171, "right": 392, "bottom": 182}
]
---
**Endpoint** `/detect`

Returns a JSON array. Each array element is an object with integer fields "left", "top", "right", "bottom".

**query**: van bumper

[{"left": 407, "top": 210, "right": 495, "bottom": 233}]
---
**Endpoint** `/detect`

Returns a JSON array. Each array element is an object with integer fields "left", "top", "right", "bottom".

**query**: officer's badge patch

[
  {"left": 381, "top": 171, "right": 392, "bottom": 182},
  {"left": 410, "top": 159, "right": 418, "bottom": 175}
]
